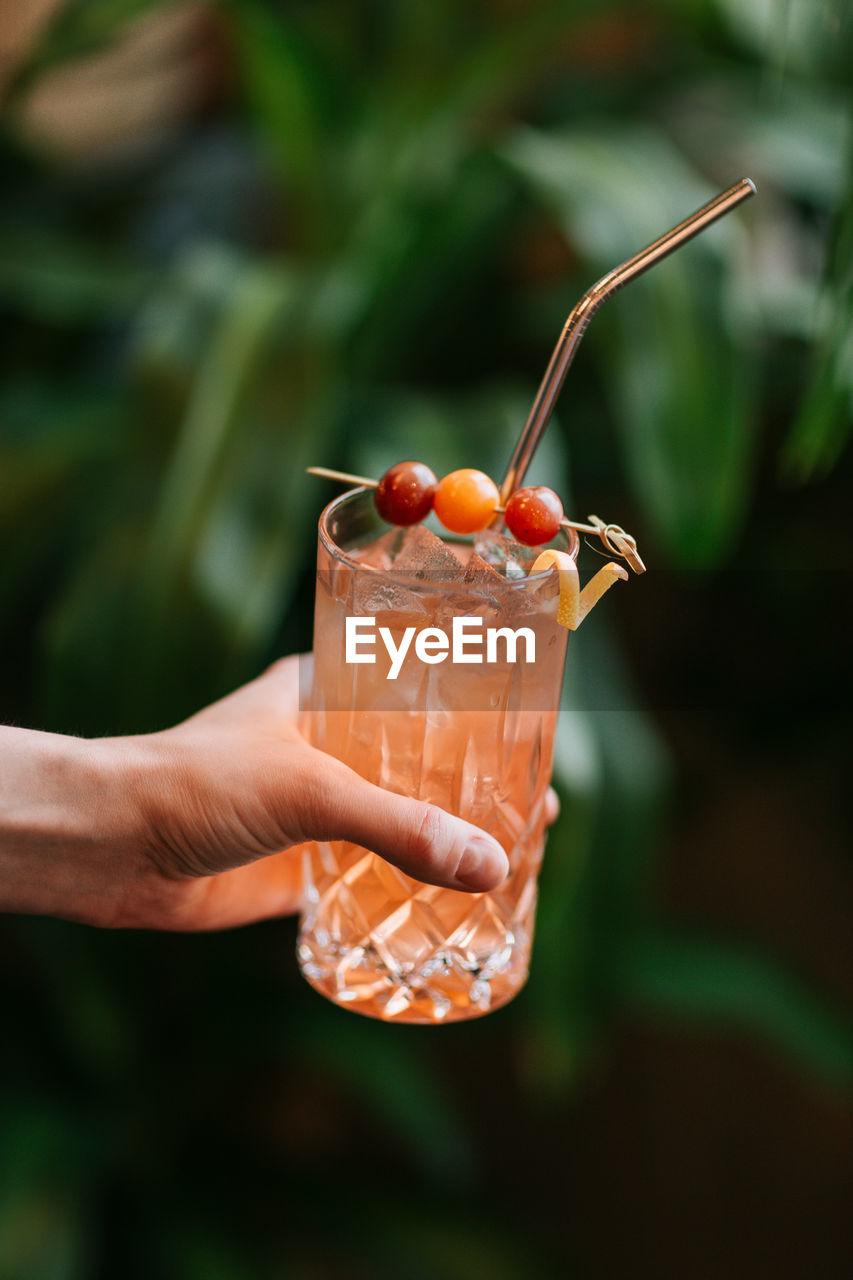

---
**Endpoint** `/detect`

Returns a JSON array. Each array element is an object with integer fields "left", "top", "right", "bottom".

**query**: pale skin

[{"left": 0, "top": 655, "right": 559, "bottom": 931}]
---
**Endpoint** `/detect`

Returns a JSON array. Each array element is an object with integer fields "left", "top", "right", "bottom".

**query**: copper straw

[{"left": 499, "top": 177, "right": 757, "bottom": 505}]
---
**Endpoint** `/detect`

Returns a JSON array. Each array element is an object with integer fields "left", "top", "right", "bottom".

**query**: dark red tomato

[
  {"left": 374, "top": 461, "right": 438, "bottom": 526},
  {"left": 504, "top": 486, "right": 564, "bottom": 545}
]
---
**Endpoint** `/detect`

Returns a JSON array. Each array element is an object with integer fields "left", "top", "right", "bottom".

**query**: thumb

[{"left": 298, "top": 750, "right": 509, "bottom": 893}]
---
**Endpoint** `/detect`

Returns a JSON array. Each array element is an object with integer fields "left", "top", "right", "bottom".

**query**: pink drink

[{"left": 298, "top": 488, "right": 576, "bottom": 1023}]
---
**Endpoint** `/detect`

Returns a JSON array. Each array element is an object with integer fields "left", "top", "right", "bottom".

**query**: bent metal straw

[
  {"left": 499, "top": 178, "right": 757, "bottom": 512},
  {"left": 307, "top": 178, "right": 756, "bottom": 578}
]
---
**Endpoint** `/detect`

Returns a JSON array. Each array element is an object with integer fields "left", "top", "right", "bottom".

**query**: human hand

[{"left": 1, "top": 656, "right": 559, "bottom": 931}]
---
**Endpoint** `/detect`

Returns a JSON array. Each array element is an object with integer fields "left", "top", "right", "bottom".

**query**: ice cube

[
  {"left": 460, "top": 551, "right": 506, "bottom": 588},
  {"left": 473, "top": 529, "right": 538, "bottom": 578},
  {"left": 352, "top": 576, "right": 417, "bottom": 616},
  {"left": 455, "top": 552, "right": 511, "bottom": 618},
  {"left": 392, "top": 524, "right": 465, "bottom": 582},
  {"left": 349, "top": 528, "right": 402, "bottom": 571}
]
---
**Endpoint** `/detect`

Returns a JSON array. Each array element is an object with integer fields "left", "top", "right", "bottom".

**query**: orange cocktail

[{"left": 297, "top": 487, "right": 576, "bottom": 1023}]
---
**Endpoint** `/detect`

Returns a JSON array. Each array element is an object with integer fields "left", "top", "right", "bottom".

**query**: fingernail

[{"left": 455, "top": 836, "right": 509, "bottom": 891}]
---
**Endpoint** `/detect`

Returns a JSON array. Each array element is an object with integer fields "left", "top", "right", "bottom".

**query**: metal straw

[{"left": 499, "top": 177, "right": 756, "bottom": 504}]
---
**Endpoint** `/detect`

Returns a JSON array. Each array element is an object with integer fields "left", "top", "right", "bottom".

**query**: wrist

[{"left": 0, "top": 726, "right": 158, "bottom": 924}]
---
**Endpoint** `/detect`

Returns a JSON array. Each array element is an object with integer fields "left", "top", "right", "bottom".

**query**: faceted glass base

[{"left": 297, "top": 841, "right": 538, "bottom": 1024}]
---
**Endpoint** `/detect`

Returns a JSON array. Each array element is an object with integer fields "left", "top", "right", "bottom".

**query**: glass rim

[{"left": 318, "top": 486, "right": 579, "bottom": 584}]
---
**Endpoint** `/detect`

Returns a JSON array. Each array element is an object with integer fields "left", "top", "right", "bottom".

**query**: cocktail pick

[
  {"left": 499, "top": 178, "right": 757, "bottom": 505},
  {"left": 305, "top": 466, "right": 644, "bottom": 572}
]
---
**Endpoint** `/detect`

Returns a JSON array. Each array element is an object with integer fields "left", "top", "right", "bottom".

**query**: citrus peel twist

[{"left": 529, "top": 550, "right": 628, "bottom": 630}]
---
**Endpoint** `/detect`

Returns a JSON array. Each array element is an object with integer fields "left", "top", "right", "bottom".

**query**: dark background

[{"left": 1, "top": 2, "right": 851, "bottom": 1276}]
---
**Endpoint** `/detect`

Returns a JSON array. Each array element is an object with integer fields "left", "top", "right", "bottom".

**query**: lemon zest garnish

[
  {"left": 529, "top": 550, "right": 580, "bottom": 629},
  {"left": 529, "top": 552, "right": 628, "bottom": 630},
  {"left": 577, "top": 562, "right": 628, "bottom": 625}
]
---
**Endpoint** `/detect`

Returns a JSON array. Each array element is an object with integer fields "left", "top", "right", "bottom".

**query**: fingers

[
  {"left": 189, "top": 772, "right": 558, "bottom": 928},
  {"left": 299, "top": 750, "right": 509, "bottom": 893},
  {"left": 191, "top": 851, "right": 305, "bottom": 929},
  {"left": 139, "top": 850, "right": 305, "bottom": 932}
]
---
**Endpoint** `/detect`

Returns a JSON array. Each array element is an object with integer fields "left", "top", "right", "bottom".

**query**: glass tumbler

[{"left": 297, "top": 488, "right": 575, "bottom": 1023}]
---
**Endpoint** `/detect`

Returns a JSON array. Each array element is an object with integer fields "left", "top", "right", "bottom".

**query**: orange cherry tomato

[{"left": 433, "top": 469, "right": 500, "bottom": 534}]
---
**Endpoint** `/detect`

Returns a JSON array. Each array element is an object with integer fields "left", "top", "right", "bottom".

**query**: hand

[{"left": 0, "top": 656, "right": 560, "bottom": 931}]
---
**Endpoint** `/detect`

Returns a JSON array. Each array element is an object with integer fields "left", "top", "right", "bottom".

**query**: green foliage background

[{"left": 1, "top": 1, "right": 851, "bottom": 1276}]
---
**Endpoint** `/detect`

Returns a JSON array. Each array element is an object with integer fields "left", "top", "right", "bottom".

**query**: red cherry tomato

[
  {"left": 504, "top": 486, "right": 564, "bottom": 545},
  {"left": 374, "top": 461, "right": 438, "bottom": 526},
  {"left": 433, "top": 469, "right": 500, "bottom": 534}
]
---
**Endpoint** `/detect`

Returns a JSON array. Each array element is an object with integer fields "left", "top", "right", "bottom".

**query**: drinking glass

[{"left": 297, "top": 488, "right": 576, "bottom": 1023}]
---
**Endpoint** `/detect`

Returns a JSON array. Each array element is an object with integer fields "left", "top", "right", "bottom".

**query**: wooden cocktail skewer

[{"left": 305, "top": 465, "right": 646, "bottom": 574}]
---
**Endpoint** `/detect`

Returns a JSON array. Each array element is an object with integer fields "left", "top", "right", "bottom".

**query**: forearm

[
  {"left": 0, "top": 726, "right": 153, "bottom": 924},
  {"left": 0, "top": 654, "right": 516, "bottom": 932}
]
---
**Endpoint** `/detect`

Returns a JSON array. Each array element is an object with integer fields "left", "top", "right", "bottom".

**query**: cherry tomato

[
  {"left": 433, "top": 469, "right": 500, "bottom": 534},
  {"left": 374, "top": 461, "right": 438, "bottom": 526},
  {"left": 504, "top": 486, "right": 564, "bottom": 545}
]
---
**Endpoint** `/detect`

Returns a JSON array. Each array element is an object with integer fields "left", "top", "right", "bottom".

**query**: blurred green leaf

[
  {"left": 782, "top": 149, "right": 853, "bottom": 480},
  {"left": 140, "top": 249, "right": 298, "bottom": 611},
  {"left": 0, "top": 232, "right": 145, "bottom": 322},
  {"left": 230, "top": 3, "right": 329, "bottom": 248},
  {"left": 350, "top": 384, "right": 569, "bottom": 490},
  {"left": 716, "top": 0, "right": 848, "bottom": 81},
  {"left": 298, "top": 1016, "right": 477, "bottom": 1186},
  {"left": 0, "top": 1102, "right": 95, "bottom": 1280},
  {"left": 613, "top": 931, "right": 853, "bottom": 1085}
]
